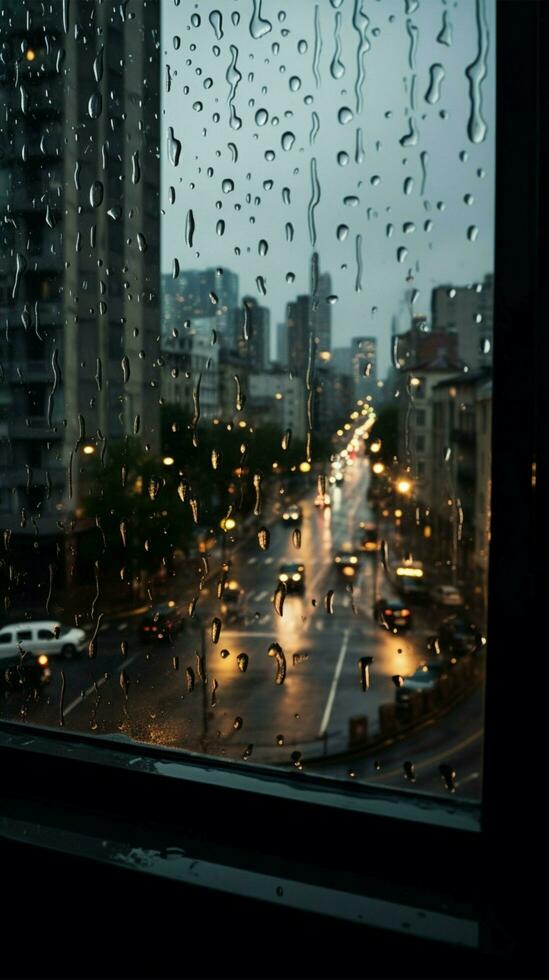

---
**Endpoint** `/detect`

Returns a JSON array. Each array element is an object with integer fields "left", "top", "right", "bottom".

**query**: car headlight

[
  {"left": 279, "top": 573, "right": 289, "bottom": 582},
  {"left": 343, "top": 566, "right": 355, "bottom": 576},
  {"left": 350, "top": 556, "right": 358, "bottom": 564},
  {"left": 291, "top": 573, "right": 301, "bottom": 582},
  {"left": 283, "top": 513, "right": 289, "bottom": 520},
  {"left": 38, "top": 655, "right": 49, "bottom": 666},
  {"left": 292, "top": 513, "right": 298, "bottom": 520}
]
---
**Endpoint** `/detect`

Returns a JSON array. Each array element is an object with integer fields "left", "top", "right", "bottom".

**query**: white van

[{"left": 0, "top": 621, "right": 87, "bottom": 661}]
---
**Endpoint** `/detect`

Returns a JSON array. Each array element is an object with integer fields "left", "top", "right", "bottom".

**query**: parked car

[
  {"left": 278, "top": 562, "right": 305, "bottom": 594},
  {"left": 396, "top": 663, "right": 447, "bottom": 704},
  {"left": 334, "top": 549, "right": 360, "bottom": 580},
  {"left": 373, "top": 599, "right": 412, "bottom": 632},
  {"left": 140, "top": 602, "right": 185, "bottom": 643},
  {"left": 437, "top": 615, "right": 484, "bottom": 656},
  {"left": 430, "top": 585, "right": 464, "bottom": 607},
  {"left": 0, "top": 621, "right": 87, "bottom": 660},
  {"left": 282, "top": 504, "right": 302, "bottom": 524},
  {"left": 220, "top": 580, "right": 246, "bottom": 623}
]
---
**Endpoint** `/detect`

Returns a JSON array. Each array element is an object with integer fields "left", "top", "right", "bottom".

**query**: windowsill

[{"left": 0, "top": 720, "right": 490, "bottom": 953}]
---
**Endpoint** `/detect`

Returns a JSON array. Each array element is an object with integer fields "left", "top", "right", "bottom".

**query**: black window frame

[{"left": 0, "top": 3, "right": 546, "bottom": 975}]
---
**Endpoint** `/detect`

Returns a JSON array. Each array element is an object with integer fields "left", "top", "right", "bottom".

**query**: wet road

[{"left": 1, "top": 457, "right": 483, "bottom": 797}]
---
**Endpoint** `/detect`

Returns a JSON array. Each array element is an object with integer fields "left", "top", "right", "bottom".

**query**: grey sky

[{"left": 161, "top": 0, "right": 495, "bottom": 375}]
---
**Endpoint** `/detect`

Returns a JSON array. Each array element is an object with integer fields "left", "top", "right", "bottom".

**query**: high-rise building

[
  {"left": 276, "top": 322, "right": 288, "bottom": 368},
  {"left": 431, "top": 275, "right": 493, "bottom": 370},
  {"left": 175, "top": 267, "right": 239, "bottom": 340},
  {"left": 0, "top": 1, "right": 161, "bottom": 568},
  {"left": 238, "top": 296, "right": 270, "bottom": 371},
  {"left": 351, "top": 336, "right": 377, "bottom": 399}
]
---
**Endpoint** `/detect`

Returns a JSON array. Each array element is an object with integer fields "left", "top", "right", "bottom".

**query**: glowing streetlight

[
  {"left": 82, "top": 445, "right": 95, "bottom": 455},
  {"left": 370, "top": 440, "right": 381, "bottom": 453},
  {"left": 162, "top": 456, "right": 175, "bottom": 466},
  {"left": 396, "top": 478, "right": 412, "bottom": 495},
  {"left": 372, "top": 462, "right": 385, "bottom": 475},
  {"left": 220, "top": 516, "right": 236, "bottom": 532},
  {"left": 299, "top": 461, "right": 311, "bottom": 473},
  {"left": 25, "top": 48, "right": 36, "bottom": 62}
]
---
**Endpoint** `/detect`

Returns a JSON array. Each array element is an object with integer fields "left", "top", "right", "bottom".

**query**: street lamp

[
  {"left": 372, "top": 462, "right": 385, "bottom": 475},
  {"left": 396, "top": 478, "right": 412, "bottom": 495}
]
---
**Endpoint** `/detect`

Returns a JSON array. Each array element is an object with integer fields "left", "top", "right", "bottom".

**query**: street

[{"left": 1, "top": 456, "right": 484, "bottom": 800}]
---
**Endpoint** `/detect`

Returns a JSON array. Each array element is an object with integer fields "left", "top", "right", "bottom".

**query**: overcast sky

[{"left": 161, "top": 0, "right": 495, "bottom": 375}]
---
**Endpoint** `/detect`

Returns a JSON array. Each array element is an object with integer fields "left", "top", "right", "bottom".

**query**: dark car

[
  {"left": 357, "top": 522, "right": 379, "bottom": 555},
  {"left": 278, "top": 562, "right": 305, "bottom": 594},
  {"left": 437, "top": 615, "right": 484, "bottom": 657},
  {"left": 1, "top": 652, "right": 52, "bottom": 693},
  {"left": 334, "top": 550, "right": 360, "bottom": 580},
  {"left": 373, "top": 598, "right": 413, "bottom": 632},
  {"left": 140, "top": 602, "right": 185, "bottom": 643},
  {"left": 281, "top": 504, "right": 302, "bottom": 525},
  {"left": 396, "top": 662, "right": 447, "bottom": 704},
  {"left": 220, "top": 580, "right": 245, "bottom": 624}
]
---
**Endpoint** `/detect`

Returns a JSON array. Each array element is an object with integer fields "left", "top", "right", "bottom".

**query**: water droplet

[
  {"left": 404, "top": 177, "right": 414, "bottom": 195},
  {"left": 265, "top": 149, "right": 276, "bottom": 161},
  {"left": 274, "top": 582, "right": 286, "bottom": 617},
  {"left": 404, "top": 761, "right": 416, "bottom": 782},
  {"left": 192, "top": 100, "right": 203, "bottom": 112},
  {"left": 425, "top": 63, "right": 445, "bottom": 104},
  {"left": 249, "top": 0, "right": 272, "bottom": 39},
  {"left": 268, "top": 642, "right": 286, "bottom": 685},
  {"left": 467, "top": 225, "right": 479, "bottom": 242},
  {"left": 211, "top": 617, "right": 222, "bottom": 644},
  {"left": 258, "top": 238, "right": 269, "bottom": 256},
  {"left": 325, "top": 590, "right": 335, "bottom": 615},
  {"left": 220, "top": 648, "right": 230, "bottom": 659},
  {"left": 465, "top": 0, "right": 489, "bottom": 143},
  {"left": 276, "top": 734, "right": 285, "bottom": 746},
  {"left": 89, "top": 181, "right": 103, "bottom": 208},
  {"left": 222, "top": 178, "right": 234, "bottom": 193},
  {"left": 343, "top": 196, "right": 359, "bottom": 207},
  {"left": 185, "top": 209, "right": 195, "bottom": 247},
  {"left": 397, "top": 246, "right": 408, "bottom": 263},
  {"left": 437, "top": 10, "right": 453, "bottom": 47},
  {"left": 289, "top": 75, "right": 301, "bottom": 91},
  {"left": 281, "top": 131, "right": 295, "bottom": 151},
  {"left": 337, "top": 151, "right": 349, "bottom": 166},
  {"left": 392, "top": 674, "right": 404, "bottom": 688},
  {"left": 326, "top": 295, "right": 338, "bottom": 305},
  {"left": 237, "top": 653, "right": 249, "bottom": 672},
  {"left": 337, "top": 224, "right": 349, "bottom": 241},
  {"left": 357, "top": 655, "right": 374, "bottom": 692},
  {"left": 298, "top": 39, "right": 308, "bottom": 54},
  {"left": 216, "top": 219, "right": 225, "bottom": 236},
  {"left": 88, "top": 91, "right": 102, "bottom": 119},
  {"left": 242, "top": 744, "right": 253, "bottom": 760},
  {"left": 191, "top": 13, "right": 201, "bottom": 27},
  {"left": 233, "top": 716, "right": 243, "bottom": 731},
  {"left": 131, "top": 151, "right": 141, "bottom": 185},
  {"left": 209, "top": 10, "right": 223, "bottom": 40},
  {"left": 168, "top": 126, "right": 181, "bottom": 166},
  {"left": 464, "top": 193, "right": 474, "bottom": 205},
  {"left": 257, "top": 526, "right": 270, "bottom": 550},
  {"left": 338, "top": 106, "right": 353, "bottom": 124},
  {"left": 255, "top": 108, "right": 269, "bottom": 126}
]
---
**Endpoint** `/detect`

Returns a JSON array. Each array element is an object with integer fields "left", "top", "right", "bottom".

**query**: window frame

[{"left": 0, "top": 1, "right": 545, "bottom": 968}]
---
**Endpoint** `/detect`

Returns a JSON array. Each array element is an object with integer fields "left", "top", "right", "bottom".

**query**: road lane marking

[
  {"left": 318, "top": 627, "right": 350, "bottom": 736},
  {"left": 63, "top": 650, "right": 143, "bottom": 717},
  {"left": 255, "top": 590, "right": 267, "bottom": 602},
  {"left": 264, "top": 556, "right": 273, "bottom": 564},
  {"left": 247, "top": 557, "right": 257, "bottom": 565}
]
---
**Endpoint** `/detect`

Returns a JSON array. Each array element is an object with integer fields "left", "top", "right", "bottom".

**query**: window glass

[
  {"left": 16, "top": 631, "right": 32, "bottom": 643},
  {"left": 37, "top": 630, "right": 54, "bottom": 640},
  {"left": 0, "top": 0, "right": 494, "bottom": 805},
  {"left": 0, "top": 633, "right": 13, "bottom": 645}
]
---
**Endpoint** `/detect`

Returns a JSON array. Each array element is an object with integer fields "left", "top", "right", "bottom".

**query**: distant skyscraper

[
  {"left": 351, "top": 337, "right": 377, "bottom": 397},
  {"left": 239, "top": 296, "right": 270, "bottom": 371},
  {"left": 431, "top": 275, "right": 493, "bottom": 370},
  {"left": 276, "top": 322, "right": 288, "bottom": 367},
  {"left": 175, "top": 267, "right": 239, "bottom": 340}
]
